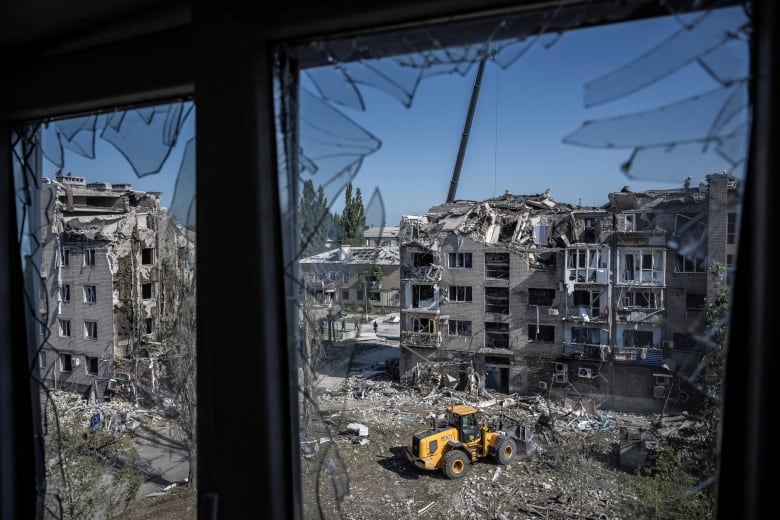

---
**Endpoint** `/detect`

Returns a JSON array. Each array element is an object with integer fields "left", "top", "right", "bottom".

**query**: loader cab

[{"left": 446, "top": 404, "right": 483, "bottom": 444}]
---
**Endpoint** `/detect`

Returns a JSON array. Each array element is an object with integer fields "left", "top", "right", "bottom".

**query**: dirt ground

[{"left": 296, "top": 334, "right": 676, "bottom": 520}]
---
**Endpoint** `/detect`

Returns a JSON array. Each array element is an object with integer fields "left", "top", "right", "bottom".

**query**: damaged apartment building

[
  {"left": 37, "top": 173, "right": 194, "bottom": 400},
  {"left": 299, "top": 245, "right": 400, "bottom": 315},
  {"left": 399, "top": 172, "right": 738, "bottom": 413}
]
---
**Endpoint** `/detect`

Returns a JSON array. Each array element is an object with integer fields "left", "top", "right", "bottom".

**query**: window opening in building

[
  {"left": 84, "top": 321, "right": 98, "bottom": 340},
  {"left": 528, "top": 288, "right": 555, "bottom": 306},
  {"left": 142, "top": 247, "right": 155, "bottom": 264},
  {"left": 59, "top": 353, "right": 72, "bottom": 372},
  {"left": 60, "top": 284, "right": 70, "bottom": 303},
  {"left": 448, "top": 320, "right": 472, "bottom": 336},
  {"left": 485, "top": 252, "right": 509, "bottom": 279},
  {"left": 485, "top": 287, "right": 509, "bottom": 314},
  {"left": 86, "top": 356, "right": 99, "bottom": 375},
  {"left": 449, "top": 252, "right": 472, "bottom": 268},
  {"left": 84, "top": 248, "right": 96, "bottom": 267},
  {"left": 83, "top": 285, "right": 97, "bottom": 304},
  {"left": 448, "top": 286, "right": 472, "bottom": 302},
  {"left": 528, "top": 324, "right": 555, "bottom": 342},
  {"left": 485, "top": 322, "right": 510, "bottom": 348},
  {"left": 142, "top": 282, "right": 155, "bottom": 300},
  {"left": 58, "top": 319, "right": 71, "bottom": 338}
]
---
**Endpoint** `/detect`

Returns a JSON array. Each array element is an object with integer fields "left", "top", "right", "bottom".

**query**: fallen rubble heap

[{"left": 301, "top": 374, "right": 715, "bottom": 520}]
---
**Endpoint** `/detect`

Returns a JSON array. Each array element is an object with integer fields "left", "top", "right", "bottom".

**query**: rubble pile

[{"left": 301, "top": 374, "right": 706, "bottom": 520}]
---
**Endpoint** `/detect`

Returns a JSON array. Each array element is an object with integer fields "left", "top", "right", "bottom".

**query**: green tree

[
  {"left": 44, "top": 406, "right": 142, "bottom": 519},
  {"left": 338, "top": 182, "right": 365, "bottom": 246},
  {"left": 299, "top": 180, "right": 330, "bottom": 256}
]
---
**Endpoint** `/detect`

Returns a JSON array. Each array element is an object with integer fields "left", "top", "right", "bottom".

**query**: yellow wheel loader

[{"left": 405, "top": 403, "right": 528, "bottom": 479}]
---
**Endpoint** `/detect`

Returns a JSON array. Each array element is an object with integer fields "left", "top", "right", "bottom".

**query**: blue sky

[
  {"left": 42, "top": 5, "right": 749, "bottom": 232},
  {"left": 312, "top": 6, "right": 749, "bottom": 227}
]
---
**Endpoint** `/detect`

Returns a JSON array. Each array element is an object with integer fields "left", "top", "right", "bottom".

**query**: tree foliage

[
  {"left": 299, "top": 179, "right": 332, "bottom": 256},
  {"left": 622, "top": 445, "right": 714, "bottom": 519},
  {"left": 44, "top": 406, "right": 142, "bottom": 519},
  {"left": 338, "top": 182, "right": 365, "bottom": 246}
]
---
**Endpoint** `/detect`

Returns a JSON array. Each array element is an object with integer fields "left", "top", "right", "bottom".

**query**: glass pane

[
  {"left": 13, "top": 101, "right": 197, "bottom": 518},
  {"left": 278, "top": 2, "right": 748, "bottom": 518}
]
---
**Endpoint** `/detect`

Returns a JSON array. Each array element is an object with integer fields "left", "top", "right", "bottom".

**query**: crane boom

[{"left": 446, "top": 56, "right": 487, "bottom": 203}]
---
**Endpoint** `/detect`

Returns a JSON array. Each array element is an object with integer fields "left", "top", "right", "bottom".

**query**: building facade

[
  {"left": 299, "top": 245, "right": 400, "bottom": 316},
  {"left": 399, "top": 173, "right": 738, "bottom": 413},
  {"left": 38, "top": 173, "right": 192, "bottom": 400}
]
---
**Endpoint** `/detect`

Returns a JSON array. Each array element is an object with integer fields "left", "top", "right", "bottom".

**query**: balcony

[
  {"left": 401, "top": 331, "right": 441, "bottom": 349},
  {"left": 562, "top": 342, "right": 608, "bottom": 360}
]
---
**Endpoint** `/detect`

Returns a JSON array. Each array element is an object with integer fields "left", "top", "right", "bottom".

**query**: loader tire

[
  {"left": 495, "top": 436, "right": 517, "bottom": 465},
  {"left": 442, "top": 450, "right": 470, "bottom": 479}
]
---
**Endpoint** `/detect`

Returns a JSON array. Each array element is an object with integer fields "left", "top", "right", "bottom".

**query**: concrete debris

[{"left": 302, "top": 358, "right": 709, "bottom": 520}]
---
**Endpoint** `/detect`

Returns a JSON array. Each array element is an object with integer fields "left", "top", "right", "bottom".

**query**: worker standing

[{"left": 373, "top": 321, "right": 378, "bottom": 334}]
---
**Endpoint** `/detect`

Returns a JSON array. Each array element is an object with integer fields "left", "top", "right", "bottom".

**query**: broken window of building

[
  {"left": 448, "top": 252, "right": 472, "bottom": 268},
  {"left": 411, "top": 284, "right": 435, "bottom": 308},
  {"left": 83, "top": 285, "right": 97, "bottom": 304},
  {"left": 485, "top": 252, "right": 509, "bottom": 279},
  {"left": 623, "top": 329, "right": 653, "bottom": 348},
  {"left": 412, "top": 251, "right": 434, "bottom": 267},
  {"left": 448, "top": 320, "right": 472, "bottom": 336},
  {"left": 142, "top": 282, "right": 155, "bottom": 300},
  {"left": 675, "top": 252, "right": 707, "bottom": 273},
  {"left": 571, "top": 326, "right": 601, "bottom": 345},
  {"left": 485, "top": 287, "right": 509, "bottom": 314},
  {"left": 686, "top": 293, "right": 706, "bottom": 313},
  {"left": 411, "top": 317, "right": 435, "bottom": 334},
  {"left": 342, "top": 290, "right": 349, "bottom": 301},
  {"left": 528, "top": 324, "right": 555, "bottom": 342},
  {"left": 528, "top": 288, "right": 555, "bottom": 306},
  {"left": 58, "top": 319, "right": 70, "bottom": 338},
  {"left": 528, "top": 251, "right": 556, "bottom": 270},
  {"left": 84, "top": 320, "right": 98, "bottom": 340},
  {"left": 86, "top": 356, "right": 99, "bottom": 375},
  {"left": 485, "top": 322, "right": 510, "bottom": 348},
  {"left": 61, "top": 248, "right": 70, "bottom": 266},
  {"left": 619, "top": 249, "right": 665, "bottom": 283},
  {"left": 84, "top": 248, "right": 96, "bottom": 267},
  {"left": 727, "top": 212, "right": 737, "bottom": 244},
  {"left": 448, "top": 286, "right": 472, "bottom": 302},
  {"left": 59, "top": 353, "right": 72, "bottom": 372},
  {"left": 60, "top": 284, "right": 70, "bottom": 303},
  {"left": 619, "top": 288, "right": 661, "bottom": 309},
  {"left": 567, "top": 248, "right": 608, "bottom": 284},
  {"left": 572, "top": 290, "right": 603, "bottom": 319},
  {"left": 145, "top": 317, "right": 154, "bottom": 334},
  {"left": 142, "top": 247, "right": 155, "bottom": 265}
]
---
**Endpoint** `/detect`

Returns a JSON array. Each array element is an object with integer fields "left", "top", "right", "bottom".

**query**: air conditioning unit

[
  {"left": 107, "top": 379, "right": 117, "bottom": 391},
  {"left": 538, "top": 381, "right": 548, "bottom": 390},
  {"left": 653, "top": 385, "right": 668, "bottom": 399},
  {"left": 578, "top": 367, "right": 592, "bottom": 378},
  {"left": 554, "top": 373, "right": 568, "bottom": 384},
  {"left": 547, "top": 308, "right": 559, "bottom": 316},
  {"left": 555, "top": 362, "right": 568, "bottom": 373}
]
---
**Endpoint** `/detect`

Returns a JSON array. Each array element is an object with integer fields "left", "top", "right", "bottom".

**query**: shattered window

[
  {"left": 13, "top": 100, "right": 197, "bottom": 517},
  {"left": 278, "top": 1, "right": 750, "bottom": 519},
  {"left": 83, "top": 285, "right": 97, "bottom": 304},
  {"left": 448, "top": 252, "right": 472, "bottom": 268},
  {"left": 448, "top": 320, "right": 472, "bottom": 336},
  {"left": 448, "top": 285, "right": 473, "bottom": 302}
]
